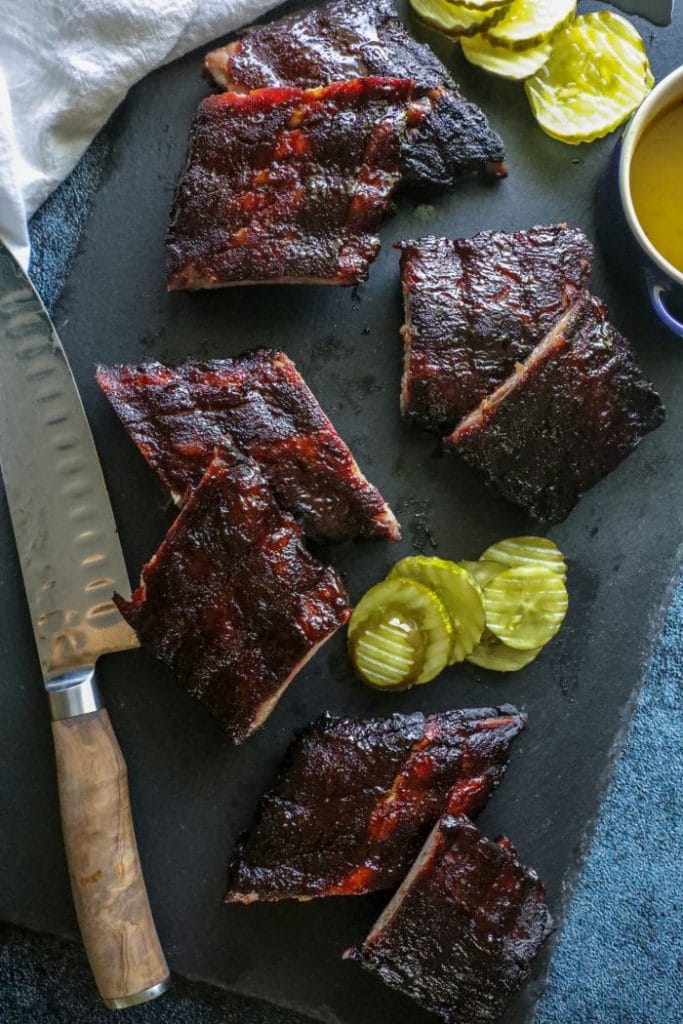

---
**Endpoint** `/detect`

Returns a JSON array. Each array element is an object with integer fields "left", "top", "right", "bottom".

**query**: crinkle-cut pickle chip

[
  {"left": 410, "top": 0, "right": 510, "bottom": 38},
  {"left": 486, "top": 0, "right": 576, "bottom": 50},
  {"left": 481, "top": 536, "right": 567, "bottom": 581},
  {"left": 461, "top": 34, "right": 552, "bottom": 79},
  {"left": 525, "top": 12, "right": 654, "bottom": 144},
  {"left": 388, "top": 556, "right": 485, "bottom": 664},
  {"left": 348, "top": 577, "right": 453, "bottom": 687},
  {"left": 484, "top": 566, "right": 568, "bottom": 651},
  {"left": 467, "top": 629, "right": 542, "bottom": 671},
  {"left": 352, "top": 614, "right": 424, "bottom": 690},
  {"left": 443, "top": 0, "right": 510, "bottom": 11},
  {"left": 458, "top": 559, "right": 505, "bottom": 589}
]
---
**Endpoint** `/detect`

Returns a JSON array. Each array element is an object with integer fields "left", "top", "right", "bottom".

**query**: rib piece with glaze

[
  {"left": 97, "top": 350, "right": 399, "bottom": 543},
  {"left": 447, "top": 293, "right": 665, "bottom": 522},
  {"left": 167, "top": 77, "right": 414, "bottom": 290},
  {"left": 115, "top": 453, "right": 351, "bottom": 743},
  {"left": 399, "top": 225, "right": 594, "bottom": 430},
  {"left": 345, "top": 814, "right": 553, "bottom": 1024},
  {"left": 205, "top": 0, "right": 451, "bottom": 92},
  {"left": 225, "top": 706, "right": 525, "bottom": 902},
  {"left": 203, "top": 0, "right": 506, "bottom": 189}
]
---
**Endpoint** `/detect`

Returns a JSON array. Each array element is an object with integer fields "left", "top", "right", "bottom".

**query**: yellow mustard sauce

[{"left": 630, "top": 100, "right": 683, "bottom": 273}]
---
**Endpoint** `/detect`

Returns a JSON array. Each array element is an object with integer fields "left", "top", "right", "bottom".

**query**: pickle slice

[
  {"left": 410, "top": 0, "right": 509, "bottom": 37},
  {"left": 445, "top": 0, "right": 510, "bottom": 10},
  {"left": 348, "top": 577, "right": 453, "bottom": 686},
  {"left": 484, "top": 566, "right": 568, "bottom": 650},
  {"left": 352, "top": 614, "right": 424, "bottom": 690},
  {"left": 467, "top": 629, "right": 542, "bottom": 671},
  {"left": 461, "top": 34, "right": 552, "bottom": 78},
  {"left": 486, "top": 0, "right": 575, "bottom": 51},
  {"left": 480, "top": 536, "right": 567, "bottom": 581},
  {"left": 525, "top": 12, "right": 653, "bottom": 144},
  {"left": 389, "top": 557, "right": 485, "bottom": 664},
  {"left": 458, "top": 559, "right": 505, "bottom": 589}
]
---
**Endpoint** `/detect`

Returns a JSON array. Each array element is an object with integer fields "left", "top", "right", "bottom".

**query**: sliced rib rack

[
  {"left": 447, "top": 293, "right": 665, "bottom": 522},
  {"left": 167, "top": 77, "right": 414, "bottom": 290},
  {"left": 114, "top": 453, "right": 351, "bottom": 743},
  {"left": 203, "top": 0, "right": 506, "bottom": 189},
  {"left": 345, "top": 814, "right": 553, "bottom": 1024},
  {"left": 225, "top": 706, "right": 525, "bottom": 902},
  {"left": 97, "top": 350, "right": 399, "bottom": 543},
  {"left": 399, "top": 225, "right": 593, "bottom": 430}
]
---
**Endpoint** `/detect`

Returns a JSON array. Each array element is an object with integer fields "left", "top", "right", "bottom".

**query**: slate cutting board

[{"left": 1, "top": 4, "right": 682, "bottom": 1023}]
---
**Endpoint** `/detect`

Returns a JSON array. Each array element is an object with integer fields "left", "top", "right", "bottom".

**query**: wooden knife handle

[{"left": 52, "top": 708, "right": 170, "bottom": 1008}]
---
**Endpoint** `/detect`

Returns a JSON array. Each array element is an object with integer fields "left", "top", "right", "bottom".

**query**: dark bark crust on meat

[
  {"left": 447, "top": 293, "right": 665, "bottom": 523},
  {"left": 166, "top": 78, "right": 412, "bottom": 290},
  {"left": 114, "top": 453, "right": 351, "bottom": 743},
  {"left": 346, "top": 814, "right": 553, "bottom": 1024},
  {"left": 96, "top": 350, "right": 400, "bottom": 543},
  {"left": 205, "top": 0, "right": 456, "bottom": 92},
  {"left": 400, "top": 91, "right": 506, "bottom": 191},
  {"left": 225, "top": 706, "right": 525, "bottom": 901},
  {"left": 203, "top": 0, "right": 505, "bottom": 187},
  {"left": 398, "top": 225, "right": 594, "bottom": 430}
]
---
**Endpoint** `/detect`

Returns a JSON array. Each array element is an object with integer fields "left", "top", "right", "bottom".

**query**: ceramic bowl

[{"left": 598, "top": 65, "right": 683, "bottom": 336}]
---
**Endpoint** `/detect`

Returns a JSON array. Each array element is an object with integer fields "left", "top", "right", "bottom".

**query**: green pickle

[
  {"left": 461, "top": 34, "right": 552, "bottom": 79},
  {"left": 352, "top": 614, "right": 424, "bottom": 690},
  {"left": 485, "top": 0, "right": 576, "bottom": 50},
  {"left": 410, "top": 0, "right": 509, "bottom": 37},
  {"left": 467, "top": 630, "right": 542, "bottom": 672},
  {"left": 484, "top": 565, "right": 568, "bottom": 651},
  {"left": 525, "top": 11, "right": 653, "bottom": 144},
  {"left": 445, "top": 0, "right": 512, "bottom": 10},
  {"left": 389, "top": 557, "right": 485, "bottom": 663},
  {"left": 348, "top": 577, "right": 453, "bottom": 688},
  {"left": 480, "top": 536, "right": 567, "bottom": 581},
  {"left": 458, "top": 559, "right": 504, "bottom": 589}
]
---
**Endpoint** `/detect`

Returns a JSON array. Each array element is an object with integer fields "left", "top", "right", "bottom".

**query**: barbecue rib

[
  {"left": 398, "top": 225, "right": 594, "bottom": 430},
  {"left": 97, "top": 350, "right": 399, "bottom": 543},
  {"left": 345, "top": 814, "right": 553, "bottom": 1024},
  {"left": 203, "top": 0, "right": 506, "bottom": 189},
  {"left": 167, "top": 77, "right": 415, "bottom": 289},
  {"left": 447, "top": 293, "right": 665, "bottom": 523},
  {"left": 225, "top": 706, "right": 525, "bottom": 902},
  {"left": 114, "top": 453, "right": 351, "bottom": 742},
  {"left": 205, "top": 0, "right": 450, "bottom": 91}
]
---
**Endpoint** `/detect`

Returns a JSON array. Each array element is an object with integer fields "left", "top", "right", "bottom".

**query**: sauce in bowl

[{"left": 630, "top": 101, "right": 683, "bottom": 273}]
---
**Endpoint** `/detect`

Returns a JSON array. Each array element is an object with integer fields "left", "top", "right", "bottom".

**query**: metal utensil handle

[{"left": 51, "top": 673, "right": 169, "bottom": 1009}]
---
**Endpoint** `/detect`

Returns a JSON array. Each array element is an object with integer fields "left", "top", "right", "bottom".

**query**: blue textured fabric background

[{"left": 5, "top": 108, "right": 681, "bottom": 1024}]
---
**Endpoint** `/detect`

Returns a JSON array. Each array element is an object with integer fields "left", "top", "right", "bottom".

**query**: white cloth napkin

[{"left": 0, "top": 0, "right": 284, "bottom": 268}]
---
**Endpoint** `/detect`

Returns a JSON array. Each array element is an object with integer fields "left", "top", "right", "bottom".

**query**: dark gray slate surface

[{"left": 1, "top": 5, "right": 681, "bottom": 1024}]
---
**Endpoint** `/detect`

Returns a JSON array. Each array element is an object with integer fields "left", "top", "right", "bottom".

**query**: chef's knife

[{"left": 0, "top": 242, "right": 169, "bottom": 1008}]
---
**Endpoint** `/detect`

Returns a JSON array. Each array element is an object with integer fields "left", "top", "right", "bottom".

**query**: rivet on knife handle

[{"left": 51, "top": 680, "right": 170, "bottom": 1009}]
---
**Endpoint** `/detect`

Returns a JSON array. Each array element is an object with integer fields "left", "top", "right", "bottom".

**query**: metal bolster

[
  {"left": 47, "top": 667, "right": 103, "bottom": 721},
  {"left": 104, "top": 976, "right": 171, "bottom": 1010}
]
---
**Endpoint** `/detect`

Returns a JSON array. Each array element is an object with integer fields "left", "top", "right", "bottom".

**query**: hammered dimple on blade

[{"left": 0, "top": 245, "right": 138, "bottom": 680}]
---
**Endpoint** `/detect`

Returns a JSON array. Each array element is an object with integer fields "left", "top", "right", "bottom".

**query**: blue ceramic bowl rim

[{"left": 618, "top": 64, "right": 683, "bottom": 288}]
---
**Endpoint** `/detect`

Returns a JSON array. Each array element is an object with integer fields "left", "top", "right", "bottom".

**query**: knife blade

[{"left": 0, "top": 242, "right": 169, "bottom": 1009}]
